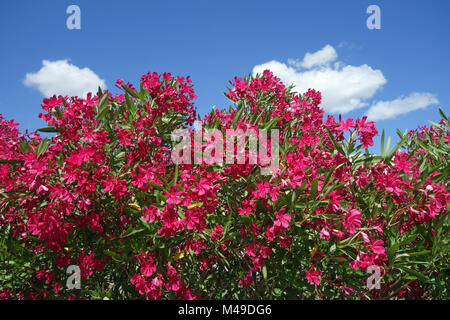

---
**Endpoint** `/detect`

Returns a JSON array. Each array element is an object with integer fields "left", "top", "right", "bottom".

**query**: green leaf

[
  {"left": 140, "top": 218, "right": 152, "bottom": 231},
  {"left": 262, "top": 265, "right": 267, "bottom": 281},
  {"left": 36, "top": 139, "right": 51, "bottom": 157},
  {"left": 438, "top": 108, "right": 448, "bottom": 121},
  {"left": 428, "top": 120, "right": 443, "bottom": 130},
  {"left": 19, "top": 140, "right": 31, "bottom": 153},
  {"left": 310, "top": 178, "right": 319, "bottom": 199},
  {"left": 264, "top": 117, "right": 280, "bottom": 130},
  {"left": 147, "top": 182, "right": 164, "bottom": 190},
  {"left": 384, "top": 136, "right": 391, "bottom": 157},
  {"left": 122, "top": 85, "right": 139, "bottom": 99},
  {"left": 324, "top": 127, "right": 345, "bottom": 156},
  {"left": 96, "top": 93, "right": 110, "bottom": 121},
  {"left": 290, "top": 189, "right": 298, "bottom": 211},
  {"left": 400, "top": 234, "right": 419, "bottom": 246},
  {"left": 232, "top": 104, "right": 244, "bottom": 129},
  {"left": 272, "top": 288, "right": 283, "bottom": 297},
  {"left": 125, "top": 94, "right": 137, "bottom": 120},
  {"left": 385, "top": 131, "right": 407, "bottom": 162},
  {"left": 388, "top": 242, "right": 399, "bottom": 262},
  {"left": 172, "top": 164, "right": 179, "bottom": 187},
  {"left": 121, "top": 227, "right": 145, "bottom": 239},
  {"left": 239, "top": 214, "right": 252, "bottom": 226},
  {"left": 103, "top": 250, "right": 123, "bottom": 262},
  {"left": 139, "top": 84, "right": 148, "bottom": 102},
  {"left": 398, "top": 266, "right": 430, "bottom": 281},
  {"left": 407, "top": 250, "right": 430, "bottom": 257},
  {"left": 37, "top": 126, "right": 61, "bottom": 133},
  {"left": 251, "top": 109, "right": 264, "bottom": 125},
  {"left": 0, "top": 159, "right": 22, "bottom": 164},
  {"left": 97, "top": 86, "right": 103, "bottom": 97},
  {"left": 321, "top": 165, "right": 336, "bottom": 195},
  {"left": 98, "top": 93, "right": 109, "bottom": 110}
]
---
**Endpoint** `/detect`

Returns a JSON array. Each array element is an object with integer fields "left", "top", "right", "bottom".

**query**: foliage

[{"left": 0, "top": 71, "right": 448, "bottom": 300}]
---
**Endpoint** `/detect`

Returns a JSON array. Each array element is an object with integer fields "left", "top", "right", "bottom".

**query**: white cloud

[
  {"left": 253, "top": 45, "right": 387, "bottom": 114},
  {"left": 288, "top": 44, "right": 338, "bottom": 69},
  {"left": 366, "top": 92, "right": 439, "bottom": 121},
  {"left": 337, "top": 42, "right": 363, "bottom": 50},
  {"left": 24, "top": 59, "right": 106, "bottom": 98}
]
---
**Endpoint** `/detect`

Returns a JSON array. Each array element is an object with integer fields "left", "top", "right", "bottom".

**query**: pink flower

[
  {"left": 210, "top": 224, "right": 223, "bottom": 241},
  {"left": 343, "top": 208, "right": 362, "bottom": 234},
  {"left": 320, "top": 228, "right": 330, "bottom": 241},
  {"left": 268, "top": 186, "right": 280, "bottom": 202},
  {"left": 52, "top": 282, "right": 61, "bottom": 295},
  {"left": 253, "top": 180, "right": 271, "bottom": 198},
  {"left": 356, "top": 117, "right": 378, "bottom": 148},
  {"left": 102, "top": 176, "right": 127, "bottom": 200},
  {"left": 239, "top": 271, "right": 253, "bottom": 287},
  {"left": 337, "top": 118, "right": 355, "bottom": 132},
  {"left": 305, "top": 264, "right": 322, "bottom": 285},
  {"left": 191, "top": 178, "right": 211, "bottom": 196},
  {"left": 370, "top": 239, "right": 386, "bottom": 255},
  {"left": 164, "top": 187, "right": 183, "bottom": 205},
  {"left": 142, "top": 205, "right": 162, "bottom": 223},
  {"left": 166, "top": 265, "right": 182, "bottom": 292},
  {"left": 341, "top": 286, "right": 354, "bottom": 295},
  {"left": 274, "top": 209, "right": 291, "bottom": 229},
  {"left": 260, "top": 246, "right": 271, "bottom": 259},
  {"left": 356, "top": 116, "right": 376, "bottom": 133},
  {"left": 141, "top": 261, "right": 156, "bottom": 278},
  {"left": 280, "top": 236, "right": 292, "bottom": 248},
  {"left": 393, "top": 152, "right": 414, "bottom": 173},
  {"left": 238, "top": 206, "right": 252, "bottom": 216}
]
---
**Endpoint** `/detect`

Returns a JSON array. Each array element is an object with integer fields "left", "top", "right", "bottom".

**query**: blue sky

[{"left": 1, "top": 0, "right": 449, "bottom": 153}]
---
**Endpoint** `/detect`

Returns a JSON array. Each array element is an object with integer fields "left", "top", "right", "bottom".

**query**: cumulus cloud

[
  {"left": 24, "top": 59, "right": 106, "bottom": 98},
  {"left": 337, "top": 42, "right": 363, "bottom": 50},
  {"left": 288, "top": 44, "right": 337, "bottom": 69},
  {"left": 366, "top": 92, "right": 439, "bottom": 121},
  {"left": 253, "top": 45, "right": 387, "bottom": 114}
]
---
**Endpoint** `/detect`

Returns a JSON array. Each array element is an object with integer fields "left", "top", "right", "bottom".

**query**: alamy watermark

[
  {"left": 171, "top": 126, "right": 279, "bottom": 176},
  {"left": 366, "top": 265, "right": 382, "bottom": 290},
  {"left": 66, "top": 265, "right": 81, "bottom": 290},
  {"left": 366, "top": 5, "right": 381, "bottom": 30},
  {"left": 66, "top": 5, "right": 81, "bottom": 30}
]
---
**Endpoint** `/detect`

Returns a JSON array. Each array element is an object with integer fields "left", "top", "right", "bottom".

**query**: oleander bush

[{"left": 0, "top": 70, "right": 448, "bottom": 299}]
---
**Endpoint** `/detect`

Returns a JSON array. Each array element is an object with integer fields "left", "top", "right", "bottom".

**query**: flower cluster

[{"left": 0, "top": 70, "right": 448, "bottom": 300}]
